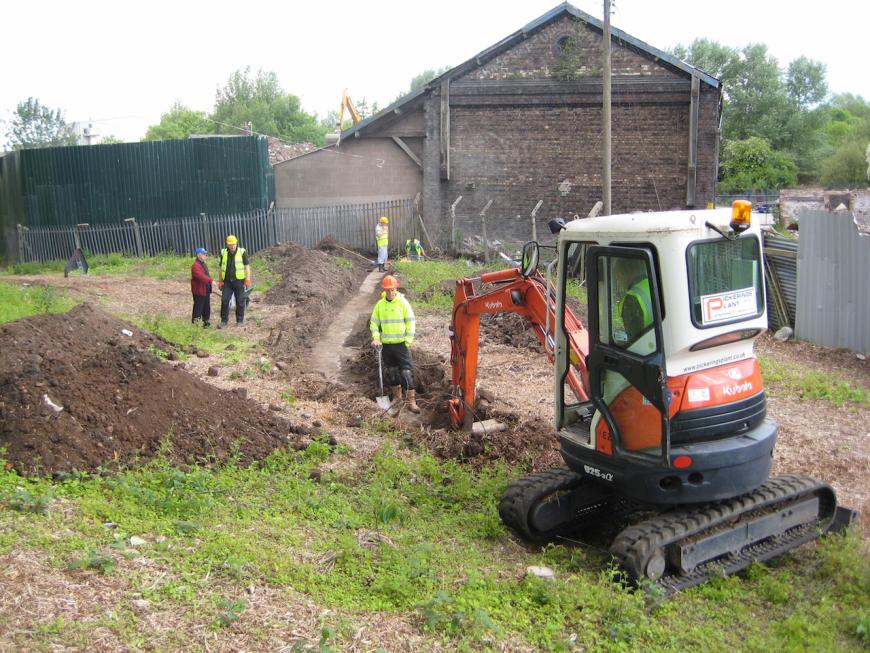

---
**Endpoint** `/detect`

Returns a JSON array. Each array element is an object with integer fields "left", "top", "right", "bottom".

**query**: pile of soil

[
  {"left": 418, "top": 412, "right": 561, "bottom": 471},
  {"left": 480, "top": 313, "right": 544, "bottom": 352},
  {"left": 0, "top": 304, "right": 301, "bottom": 475},
  {"left": 259, "top": 240, "right": 370, "bottom": 365}
]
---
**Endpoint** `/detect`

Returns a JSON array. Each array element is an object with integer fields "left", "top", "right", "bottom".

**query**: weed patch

[
  {"left": 0, "top": 281, "right": 77, "bottom": 323},
  {"left": 760, "top": 356, "right": 870, "bottom": 406}
]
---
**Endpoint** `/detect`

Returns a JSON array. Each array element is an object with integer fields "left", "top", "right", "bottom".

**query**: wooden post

[
  {"left": 602, "top": 0, "right": 612, "bottom": 216},
  {"left": 16, "top": 224, "right": 26, "bottom": 263},
  {"left": 440, "top": 80, "right": 451, "bottom": 180},
  {"left": 480, "top": 199, "right": 493, "bottom": 264},
  {"left": 530, "top": 200, "right": 543, "bottom": 242},
  {"left": 450, "top": 195, "right": 463, "bottom": 253},
  {"left": 686, "top": 75, "right": 700, "bottom": 208}
]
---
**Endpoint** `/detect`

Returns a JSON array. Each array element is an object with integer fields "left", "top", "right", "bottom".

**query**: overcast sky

[{"left": 2, "top": 0, "right": 868, "bottom": 145}]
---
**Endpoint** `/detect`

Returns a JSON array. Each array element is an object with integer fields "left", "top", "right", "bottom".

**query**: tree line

[
  {"left": 5, "top": 45, "right": 868, "bottom": 190},
  {"left": 671, "top": 39, "right": 870, "bottom": 189}
]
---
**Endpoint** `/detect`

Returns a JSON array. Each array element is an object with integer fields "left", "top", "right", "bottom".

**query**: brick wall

[
  {"left": 431, "top": 15, "right": 720, "bottom": 246},
  {"left": 465, "top": 16, "right": 682, "bottom": 82}
]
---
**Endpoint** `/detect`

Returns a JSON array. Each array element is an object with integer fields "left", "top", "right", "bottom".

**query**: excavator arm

[{"left": 448, "top": 266, "right": 590, "bottom": 430}]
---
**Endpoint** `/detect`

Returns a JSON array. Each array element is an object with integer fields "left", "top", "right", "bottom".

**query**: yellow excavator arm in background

[{"left": 338, "top": 89, "right": 361, "bottom": 130}]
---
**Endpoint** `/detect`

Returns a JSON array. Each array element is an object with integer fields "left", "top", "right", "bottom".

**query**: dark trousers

[
  {"left": 192, "top": 294, "right": 211, "bottom": 325},
  {"left": 382, "top": 342, "right": 415, "bottom": 390},
  {"left": 220, "top": 280, "right": 246, "bottom": 323}
]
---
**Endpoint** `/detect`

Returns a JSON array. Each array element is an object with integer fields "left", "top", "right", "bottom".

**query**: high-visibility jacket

[
  {"left": 220, "top": 247, "right": 247, "bottom": 281},
  {"left": 405, "top": 239, "right": 424, "bottom": 256},
  {"left": 375, "top": 224, "right": 389, "bottom": 247},
  {"left": 370, "top": 292, "right": 415, "bottom": 345},
  {"left": 618, "top": 278, "right": 653, "bottom": 338}
]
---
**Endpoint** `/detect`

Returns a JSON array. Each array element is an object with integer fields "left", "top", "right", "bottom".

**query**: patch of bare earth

[{"left": 0, "top": 548, "right": 454, "bottom": 653}]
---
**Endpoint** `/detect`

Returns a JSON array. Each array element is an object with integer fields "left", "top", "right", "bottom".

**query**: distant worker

[
  {"left": 375, "top": 216, "right": 390, "bottom": 272},
  {"left": 369, "top": 275, "right": 420, "bottom": 414},
  {"left": 190, "top": 247, "right": 213, "bottom": 328},
  {"left": 404, "top": 238, "right": 426, "bottom": 261},
  {"left": 217, "top": 234, "right": 252, "bottom": 329},
  {"left": 613, "top": 257, "right": 652, "bottom": 343}
]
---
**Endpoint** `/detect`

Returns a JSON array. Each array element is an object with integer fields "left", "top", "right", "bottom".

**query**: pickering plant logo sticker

[{"left": 700, "top": 287, "right": 757, "bottom": 325}]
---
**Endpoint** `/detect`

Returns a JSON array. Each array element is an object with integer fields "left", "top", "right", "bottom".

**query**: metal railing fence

[{"left": 7, "top": 198, "right": 420, "bottom": 264}]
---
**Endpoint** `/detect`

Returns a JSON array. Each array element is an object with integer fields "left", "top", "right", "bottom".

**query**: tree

[
  {"left": 672, "top": 39, "right": 832, "bottom": 183},
  {"left": 5, "top": 97, "right": 79, "bottom": 150},
  {"left": 211, "top": 67, "right": 328, "bottom": 145},
  {"left": 143, "top": 102, "right": 212, "bottom": 141},
  {"left": 786, "top": 57, "right": 827, "bottom": 108},
  {"left": 409, "top": 66, "right": 451, "bottom": 92},
  {"left": 718, "top": 137, "right": 798, "bottom": 192},
  {"left": 819, "top": 140, "right": 870, "bottom": 187},
  {"left": 100, "top": 135, "right": 123, "bottom": 145}
]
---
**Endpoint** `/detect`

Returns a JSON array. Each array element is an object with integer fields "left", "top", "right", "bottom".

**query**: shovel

[{"left": 375, "top": 346, "right": 392, "bottom": 410}]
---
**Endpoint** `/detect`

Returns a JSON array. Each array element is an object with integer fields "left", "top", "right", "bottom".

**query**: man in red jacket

[{"left": 191, "top": 247, "right": 213, "bottom": 327}]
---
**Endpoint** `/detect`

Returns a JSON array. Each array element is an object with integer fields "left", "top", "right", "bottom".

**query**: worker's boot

[
  {"left": 388, "top": 385, "right": 403, "bottom": 417},
  {"left": 406, "top": 389, "right": 420, "bottom": 414}
]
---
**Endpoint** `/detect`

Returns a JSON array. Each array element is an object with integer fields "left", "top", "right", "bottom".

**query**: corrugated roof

[{"left": 340, "top": 1, "right": 719, "bottom": 141}]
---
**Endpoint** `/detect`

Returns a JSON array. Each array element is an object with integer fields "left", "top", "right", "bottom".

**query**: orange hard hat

[{"left": 381, "top": 275, "right": 399, "bottom": 290}]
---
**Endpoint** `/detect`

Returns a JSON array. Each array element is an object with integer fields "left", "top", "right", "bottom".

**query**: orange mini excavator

[{"left": 448, "top": 203, "right": 855, "bottom": 590}]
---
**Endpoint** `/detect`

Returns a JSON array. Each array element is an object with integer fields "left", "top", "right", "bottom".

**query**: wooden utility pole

[{"left": 602, "top": 0, "right": 612, "bottom": 216}]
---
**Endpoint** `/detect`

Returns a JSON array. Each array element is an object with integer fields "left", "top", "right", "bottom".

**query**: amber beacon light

[{"left": 730, "top": 200, "right": 752, "bottom": 233}]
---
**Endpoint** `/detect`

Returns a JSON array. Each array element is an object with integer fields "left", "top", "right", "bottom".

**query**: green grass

[
  {"left": 395, "top": 259, "right": 505, "bottom": 309},
  {"left": 760, "top": 355, "right": 870, "bottom": 407},
  {"left": 3, "top": 252, "right": 194, "bottom": 279},
  {"left": 131, "top": 313, "right": 256, "bottom": 360},
  {"left": 3, "top": 250, "right": 297, "bottom": 299},
  {"left": 0, "top": 281, "right": 78, "bottom": 323},
  {"left": 1, "top": 439, "right": 867, "bottom": 651}
]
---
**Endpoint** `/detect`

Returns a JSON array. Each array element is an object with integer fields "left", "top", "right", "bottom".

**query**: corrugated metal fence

[
  {"left": 795, "top": 210, "right": 870, "bottom": 353},
  {"left": 762, "top": 232, "right": 798, "bottom": 331},
  {"left": 9, "top": 198, "right": 420, "bottom": 263}
]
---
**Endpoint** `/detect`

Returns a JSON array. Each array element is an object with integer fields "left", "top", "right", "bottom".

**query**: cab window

[
  {"left": 598, "top": 255, "right": 656, "bottom": 350},
  {"left": 687, "top": 236, "right": 763, "bottom": 328}
]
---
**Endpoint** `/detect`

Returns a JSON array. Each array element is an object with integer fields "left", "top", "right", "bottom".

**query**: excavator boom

[{"left": 448, "top": 266, "right": 589, "bottom": 430}]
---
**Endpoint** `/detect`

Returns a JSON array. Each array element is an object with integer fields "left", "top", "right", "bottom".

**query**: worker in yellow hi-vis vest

[
  {"left": 217, "top": 234, "right": 252, "bottom": 329},
  {"left": 375, "top": 216, "right": 390, "bottom": 272}
]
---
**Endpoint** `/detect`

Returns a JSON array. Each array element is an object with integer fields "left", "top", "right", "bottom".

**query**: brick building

[{"left": 274, "top": 2, "right": 721, "bottom": 247}]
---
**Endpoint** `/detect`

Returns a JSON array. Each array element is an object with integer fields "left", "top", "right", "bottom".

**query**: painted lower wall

[{"left": 274, "top": 138, "right": 422, "bottom": 208}]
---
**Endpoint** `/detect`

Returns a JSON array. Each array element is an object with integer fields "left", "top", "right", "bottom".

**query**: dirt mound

[
  {"left": 0, "top": 304, "right": 300, "bottom": 475},
  {"left": 480, "top": 313, "right": 544, "bottom": 352},
  {"left": 261, "top": 242, "right": 368, "bottom": 308},
  {"left": 416, "top": 412, "right": 561, "bottom": 471},
  {"left": 257, "top": 242, "right": 370, "bottom": 365}
]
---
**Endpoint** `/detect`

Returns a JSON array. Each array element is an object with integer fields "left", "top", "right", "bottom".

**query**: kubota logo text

[
  {"left": 484, "top": 301, "right": 503, "bottom": 309},
  {"left": 723, "top": 381, "right": 753, "bottom": 396}
]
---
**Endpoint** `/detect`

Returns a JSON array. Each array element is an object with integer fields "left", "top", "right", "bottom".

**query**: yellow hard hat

[
  {"left": 226, "top": 234, "right": 238, "bottom": 245},
  {"left": 379, "top": 216, "right": 389, "bottom": 224}
]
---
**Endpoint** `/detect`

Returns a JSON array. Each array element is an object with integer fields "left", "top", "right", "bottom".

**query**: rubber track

[
  {"left": 498, "top": 467, "right": 587, "bottom": 543},
  {"left": 609, "top": 474, "right": 838, "bottom": 591}
]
